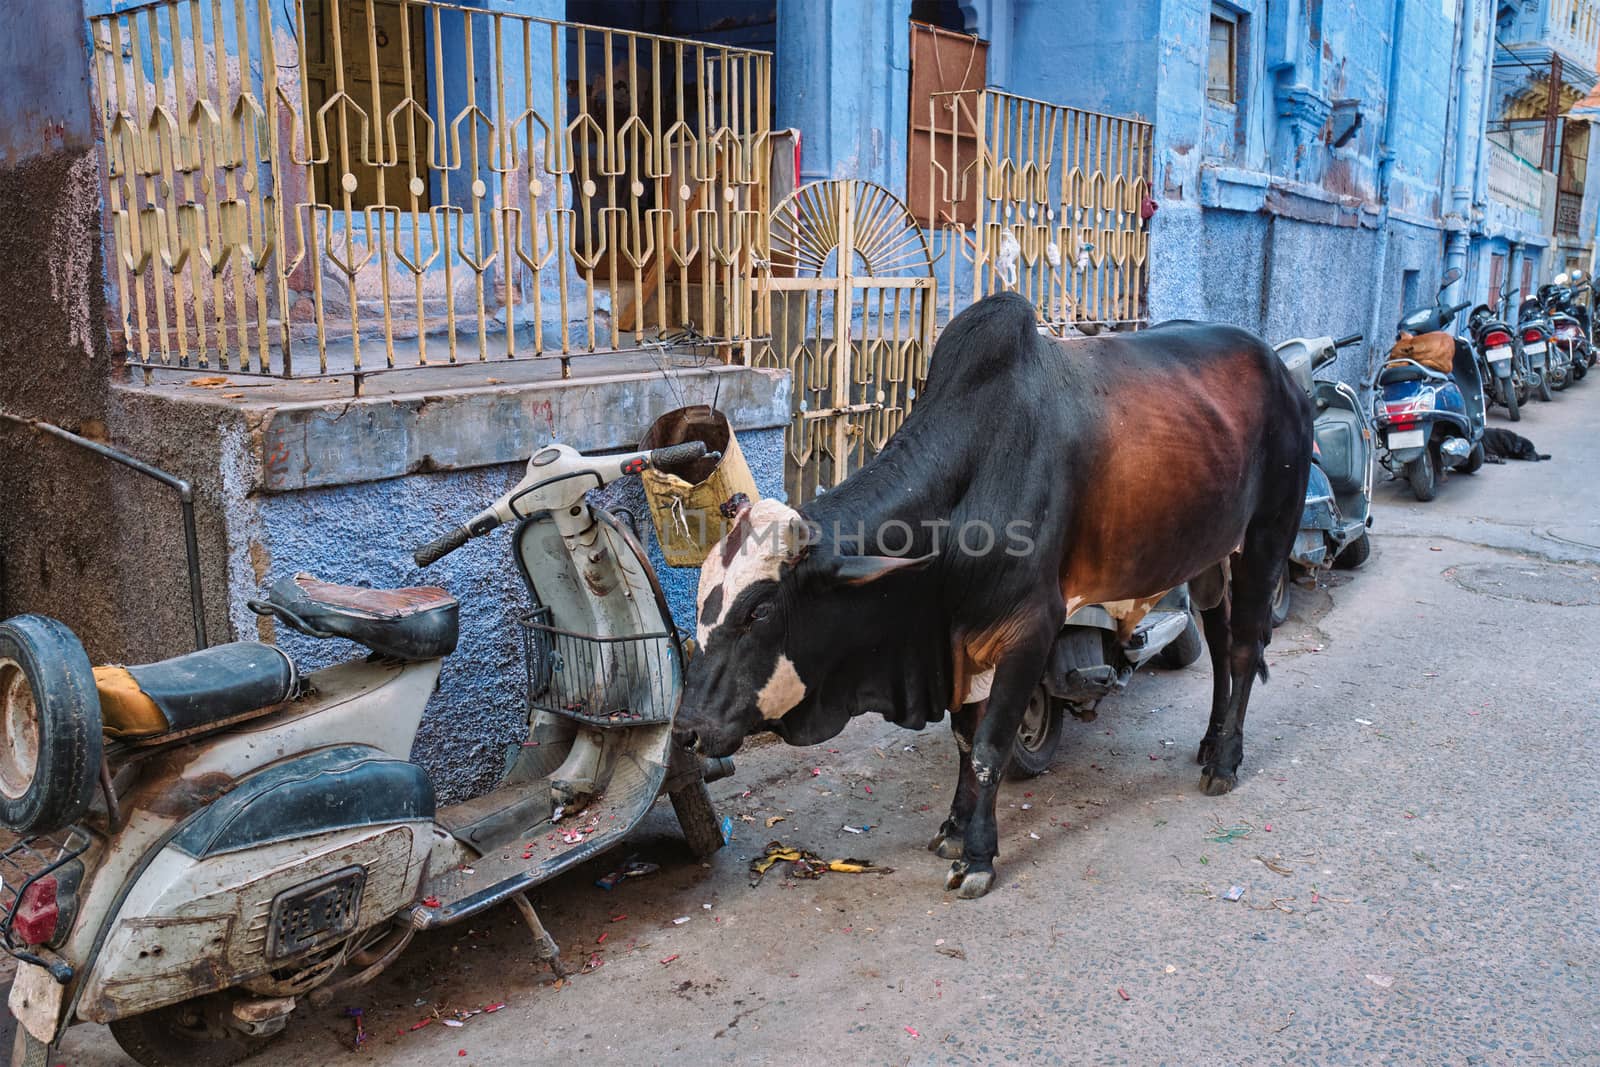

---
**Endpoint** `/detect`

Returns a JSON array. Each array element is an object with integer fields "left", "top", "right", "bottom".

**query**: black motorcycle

[
  {"left": 1466, "top": 296, "right": 1526, "bottom": 421},
  {"left": 1517, "top": 295, "right": 1556, "bottom": 402},
  {"left": 1545, "top": 278, "right": 1593, "bottom": 381}
]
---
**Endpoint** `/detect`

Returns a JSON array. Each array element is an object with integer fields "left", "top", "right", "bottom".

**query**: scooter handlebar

[
  {"left": 1444, "top": 300, "right": 1471, "bottom": 318},
  {"left": 414, "top": 525, "right": 471, "bottom": 567},
  {"left": 649, "top": 441, "right": 712, "bottom": 470},
  {"left": 1333, "top": 333, "right": 1363, "bottom": 349}
]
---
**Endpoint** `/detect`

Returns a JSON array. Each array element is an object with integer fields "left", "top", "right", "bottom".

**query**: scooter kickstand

[{"left": 513, "top": 893, "right": 568, "bottom": 979}]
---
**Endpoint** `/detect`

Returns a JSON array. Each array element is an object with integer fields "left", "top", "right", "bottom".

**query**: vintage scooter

[
  {"left": 1271, "top": 331, "right": 1374, "bottom": 623},
  {"left": 0, "top": 440, "right": 728, "bottom": 1067},
  {"left": 1010, "top": 587, "right": 1203, "bottom": 777}
]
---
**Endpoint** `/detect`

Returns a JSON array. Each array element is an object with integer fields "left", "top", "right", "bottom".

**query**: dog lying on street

[{"left": 1482, "top": 427, "right": 1550, "bottom": 463}]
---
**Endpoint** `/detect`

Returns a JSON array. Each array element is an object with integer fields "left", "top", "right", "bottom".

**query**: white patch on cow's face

[
  {"left": 696, "top": 498, "right": 806, "bottom": 647},
  {"left": 756, "top": 654, "right": 807, "bottom": 719}
]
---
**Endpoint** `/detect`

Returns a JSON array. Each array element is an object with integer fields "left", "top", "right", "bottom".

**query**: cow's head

[{"left": 674, "top": 498, "right": 933, "bottom": 757}]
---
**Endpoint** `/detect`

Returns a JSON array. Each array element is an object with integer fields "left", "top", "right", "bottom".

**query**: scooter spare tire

[{"left": 0, "top": 615, "right": 102, "bottom": 835}]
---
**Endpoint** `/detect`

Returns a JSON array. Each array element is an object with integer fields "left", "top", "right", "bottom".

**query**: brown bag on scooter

[
  {"left": 639, "top": 407, "right": 762, "bottom": 567},
  {"left": 1387, "top": 331, "right": 1456, "bottom": 374}
]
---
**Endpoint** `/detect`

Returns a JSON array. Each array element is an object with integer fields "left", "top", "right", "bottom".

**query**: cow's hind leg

[
  {"left": 1199, "top": 520, "right": 1294, "bottom": 796},
  {"left": 946, "top": 627, "right": 1054, "bottom": 899},
  {"left": 928, "top": 701, "right": 983, "bottom": 860},
  {"left": 1194, "top": 600, "right": 1231, "bottom": 766}
]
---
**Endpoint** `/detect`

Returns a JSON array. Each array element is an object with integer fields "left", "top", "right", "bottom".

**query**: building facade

[{"left": 3, "top": 0, "right": 1598, "bottom": 802}]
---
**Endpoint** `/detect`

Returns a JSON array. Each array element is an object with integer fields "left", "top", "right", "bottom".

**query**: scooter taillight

[
  {"left": 12, "top": 876, "right": 59, "bottom": 945},
  {"left": 1482, "top": 330, "right": 1512, "bottom": 347},
  {"left": 1385, "top": 417, "right": 1418, "bottom": 432},
  {"left": 1522, "top": 328, "right": 1546, "bottom": 343}
]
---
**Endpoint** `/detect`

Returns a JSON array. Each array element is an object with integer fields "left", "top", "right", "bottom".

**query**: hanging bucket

[{"left": 639, "top": 407, "right": 761, "bottom": 567}]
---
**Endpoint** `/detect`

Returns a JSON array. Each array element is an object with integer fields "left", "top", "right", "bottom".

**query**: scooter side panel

[{"left": 76, "top": 820, "right": 430, "bottom": 1024}]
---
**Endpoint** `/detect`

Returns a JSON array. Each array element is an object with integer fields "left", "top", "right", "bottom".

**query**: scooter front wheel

[{"left": 670, "top": 780, "right": 726, "bottom": 861}]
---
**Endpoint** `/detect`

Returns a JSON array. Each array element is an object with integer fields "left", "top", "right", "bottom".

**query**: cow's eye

[{"left": 750, "top": 602, "right": 772, "bottom": 622}]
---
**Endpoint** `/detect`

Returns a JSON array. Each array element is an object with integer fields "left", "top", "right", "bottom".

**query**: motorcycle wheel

[
  {"left": 1270, "top": 568, "right": 1291, "bottom": 628},
  {"left": 1333, "top": 531, "right": 1372, "bottom": 569},
  {"left": 1007, "top": 684, "right": 1064, "bottom": 780},
  {"left": 1405, "top": 446, "right": 1437, "bottom": 502},
  {"left": 109, "top": 995, "right": 279, "bottom": 1067},
  {"left": 1504, "top": 380, "right": 1522, "bottom": 421},
  {"left": 1553, "top": 363, "right": 1570, "bottom": 391},
  {"left": 1573, "top": 357, "right": 1588, "bottom": 381},
  {"left": 669, "top": 779, "right": 726, "bottom": 861},
  {"left": 1537, "top": 370, "right": 1553, "bottom": 402},
  {"left": 1155, "top": 608, "right": 1205, "bottom": 670}
]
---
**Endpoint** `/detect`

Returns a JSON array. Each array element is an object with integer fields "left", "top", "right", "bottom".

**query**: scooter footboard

[{"left": 75, "top": 746, "right": 434, "bottom": 1025}]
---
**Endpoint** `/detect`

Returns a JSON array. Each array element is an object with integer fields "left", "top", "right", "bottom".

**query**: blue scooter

[
  {"left": 1272, "top": 331, "right": 1374, "bottom": 625},
  {"left": 1373, "top": 280, "right": 1487, "bottom": 501}
]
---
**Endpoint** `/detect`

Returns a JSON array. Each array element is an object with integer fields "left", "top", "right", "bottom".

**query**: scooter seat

[
  {"left": 1378, "top": 362, "right": 1439, "bottom": 385},
  {"left": 95, "top": 642, "right": 296, "bottom": 741},
  {"left": 250, "top": 573, "right": 459, "bottom": 662}
]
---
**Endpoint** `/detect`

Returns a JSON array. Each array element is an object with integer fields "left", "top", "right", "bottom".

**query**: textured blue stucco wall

[{"left": 252, "top": 426, "right": 785, "bottom": 804}]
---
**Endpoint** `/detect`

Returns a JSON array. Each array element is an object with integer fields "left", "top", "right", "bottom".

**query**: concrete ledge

[{"left": 114, "top": 360, "right": 790, "bottom": 493}]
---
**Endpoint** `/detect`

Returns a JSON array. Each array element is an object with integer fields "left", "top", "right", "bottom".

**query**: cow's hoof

[
  {"left": 1196, "top": 736, "right": 1215, "bottom": 766},
  {"left": 1199, "top": 766, "right": 1236, "bottom": 796},
  {"left": 947, "top": 864, "right": 995, "bottom": 899},
  {"left": 927, "top": 830, "right": 965, "bottom": 860}
]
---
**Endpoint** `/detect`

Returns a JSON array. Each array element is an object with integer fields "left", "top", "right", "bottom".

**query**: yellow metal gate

[{"left": 754, "top": 181, "right": 935, "bottom": 505}]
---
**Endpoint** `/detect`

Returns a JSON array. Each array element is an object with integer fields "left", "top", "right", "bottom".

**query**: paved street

[{"left": 62, "top": 393, "right": 1600, "bottom": 1065}]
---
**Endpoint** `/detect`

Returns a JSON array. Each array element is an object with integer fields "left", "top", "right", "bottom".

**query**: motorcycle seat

[
  {"left": 95, "top": 642, "right": 296, "bottom": 741},
  {"left": 1378, "top": 362, "right": 1442, "bottom": 386},
  {"left": 249, "top": 573, "right": 459, "bottom": 662}
]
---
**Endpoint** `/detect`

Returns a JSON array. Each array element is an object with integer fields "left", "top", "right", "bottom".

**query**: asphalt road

[{"left": 61, "top": 388, "right": 1600, "bottom": 1066}]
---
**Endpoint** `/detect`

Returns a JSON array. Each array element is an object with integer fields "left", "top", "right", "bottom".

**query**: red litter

[
  {"left": 596, "top": 932, "right": 607, "bottom": 944},
  {"left": 660, "top": 954, "right": 680, "bottom": 965},
  {"left": 905, "top": 1026, "right": 921, "bottom": 1038},
  {"left": 422, "top": 896, "right": 442, "bottom": 908},
  {"left": 484, "top": 1003, "right": 506, "bottom": 1013},
  {"left": 410, "top": 1018, "right": 434, "bottom": 1031},
  {"left": 610, "top": 914, "right": 628, "bottom": 922},
  {"left": 1117, "top": 987, "right": 1131, "bottom": 1001},
  {"left": 459, "top": 1051, "right": 467, "bottom": 1057}
]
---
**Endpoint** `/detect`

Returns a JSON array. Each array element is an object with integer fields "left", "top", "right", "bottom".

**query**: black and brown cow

[{"left": 674, "top": 292, "right": 1314, "bottom": 897}]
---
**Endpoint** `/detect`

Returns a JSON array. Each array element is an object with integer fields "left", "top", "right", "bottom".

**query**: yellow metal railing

[
  {"left": 924, "top": 89, "right": 1153, "bottom": 331},
  {"left": 88, "top": 0, "right": 773, "bottom": 379}
]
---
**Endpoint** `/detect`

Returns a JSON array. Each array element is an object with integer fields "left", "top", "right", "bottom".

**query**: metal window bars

[
  {"left": 518, "top": 606, "right": 679, "bottom": 727},
  {"left": 87, "top": 0, "right": 773, "bottom": 380},
  {"left": 923, "top": 88, "right": 1154, "bottom": 333}
]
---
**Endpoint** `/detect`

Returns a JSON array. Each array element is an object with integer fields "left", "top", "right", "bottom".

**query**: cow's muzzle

[{"left": 673, "top": 707, "right": 747, "bottom": 760}]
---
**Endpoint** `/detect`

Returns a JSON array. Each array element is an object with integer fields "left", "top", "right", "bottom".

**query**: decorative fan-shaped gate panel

[{"left": 754, "top": 180, "right": 935, "bottom": 505}]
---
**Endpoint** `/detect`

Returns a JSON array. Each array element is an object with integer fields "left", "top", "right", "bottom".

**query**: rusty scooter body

[{"left": 1, "top": 441, "right": 727, "bottom": 1066}]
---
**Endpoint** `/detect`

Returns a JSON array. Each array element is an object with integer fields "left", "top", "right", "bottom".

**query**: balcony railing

[
  {"left": 1486, "top": 141, "right": 1548, "bottom": 217},
  {"left": 922, "top": 89, "right": 1153, "bottom": 330},
  {"left": 88, "top": 0, "right": 773, "bottom": 381}
]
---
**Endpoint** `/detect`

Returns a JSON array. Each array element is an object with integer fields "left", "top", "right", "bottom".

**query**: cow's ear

[{"left": 827, "top": 551, "right": 938, "bottom": 587}]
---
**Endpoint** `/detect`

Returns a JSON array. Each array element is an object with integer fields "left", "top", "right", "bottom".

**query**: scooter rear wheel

[
  {"left": 1405, "top": 446, "right": 1438, "bottom": 502},
  {"left": 1333, "top": 531, "right": 1372, "bottom": 569},
  {"left": 109, "top": 995, "right": 279, "bottom": 1067}
]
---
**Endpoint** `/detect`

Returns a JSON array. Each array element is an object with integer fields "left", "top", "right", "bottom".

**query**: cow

[{"left": 674, "top": 292, "right": 1314, "bottom": 898}]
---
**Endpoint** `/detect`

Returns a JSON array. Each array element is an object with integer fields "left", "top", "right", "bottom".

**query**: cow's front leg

[
  {"left": 945, "top": 630, "right": 1054, "bottom": 899},
  {"left": 929, "top": 701, "right": 983, "bottom": 859}
]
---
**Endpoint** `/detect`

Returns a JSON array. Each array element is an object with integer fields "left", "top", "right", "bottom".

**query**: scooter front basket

[{"left": 519, "top": 606, "right": 679, "bottom": 727}]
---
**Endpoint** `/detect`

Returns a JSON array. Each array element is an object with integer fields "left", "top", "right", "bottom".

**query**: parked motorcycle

[
  {"left": 1517, "top": 295, "right": 1558, "bottom": 400},
  {"left": 1466, "top": 301, "right": 1527, "bottom": 421},
  {"left": 0, "top": 440, "right": 731, "bottom": 1066},
  {"left": 1374, "top": 327, "right": 1487, "bottom": 502},
  {"left": 1011, "top": 587, "right": 1202, "bottom": 777},
  {"left": 1271, "top": 331, "right": 1374, "bottom": 625},
  {"left": 1544, "top": 279, "right": 1592, "bottom": 382}
]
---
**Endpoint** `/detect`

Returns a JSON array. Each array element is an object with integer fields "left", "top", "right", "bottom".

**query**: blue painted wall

[{"left": 254, "top": 426, "right": 785, "bottom": 804}]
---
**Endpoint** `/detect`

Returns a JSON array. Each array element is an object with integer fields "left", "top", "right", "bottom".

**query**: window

[
  {"left": 1401, "top": 270, "right": 1420, "bottom": 313},
  {"left": 908, "top": 20, "right": 988, "bottom": 227},
  {"left": 1521, "top": 258, "right": 1535, "bottom": 303},
  {"left": 1488, "top": 253, "right": 1506, "bottom": 311},
  {"left": 1208, "top": 15, "right": 1237, "bottom": 105}
]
